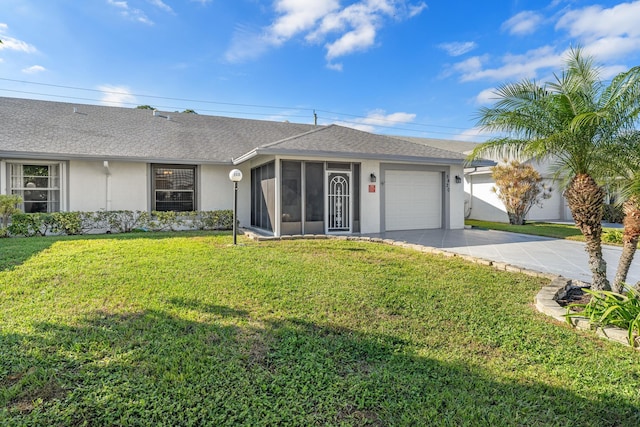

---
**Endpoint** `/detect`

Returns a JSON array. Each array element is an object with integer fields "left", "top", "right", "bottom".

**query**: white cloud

[
  {"left": 408, "top": 2, "right": 427, "bottom": 17},
  {"left": 455, "top": 46, "right": 563, "bottom": 82},
  {"left": 501, "top": 11, "right": 544, "bottom": 35},
  {"left": 107, "top": 0, "right": 153, "bottom": 25},
  {"left": 108, "top": 0, "right": 128, "bottom": 9},
  {"left": 444, "top": 3, "right": 640, "bottom": 86},
  {"left": 437, "top": 41, "right": 477, "bottom": 57},
  {"left": 598, "top": 64, "right": 630, "bottom": 80},
  {"left": 97, "top": 85, "right": 137, "bottom": 107},
  {"left": 269, "top": 0, "right": 340, "bottom": 44},
  {"left": 454, "top": 127, "right": 492, "bottom": 142},
  {"left": 475, "top": 88, "right": 497, "bottom": 105},
  {"left": 555, "top": 2, "right": 640, "bottom": 63},
  {"left": 148, "top": 0, "right": 173, "bottom": 13},
  {"left": 0, "top": 23, "right": 37, "bottom": 53},
  {"left": 556, "top": 2, "right": 640, "bottom": 40},
  {"left": 326, "top": 62, "right": 343, "bottom": 71},
  {"left": 224, "top": 24, "right": 272, "bottom": 63},
  {"left": 582, "top": 36, "right": 640, "bottom": 62},
  {"left": 22, "top": 65, "right": 46, "bottom": 74},
  {"left": 334, "top": 109, "right": 416, "bottom": 132},
  {"left": 225, "top": 0, "right": 427, "bottom": 68}
]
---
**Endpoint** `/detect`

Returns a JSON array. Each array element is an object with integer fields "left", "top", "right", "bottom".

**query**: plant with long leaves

[
  {"left": 468, "top": 48, "right": 640, "bottom": 291},
  {"left": 566, "top": 288, "right": 640, "bottom": 347}
]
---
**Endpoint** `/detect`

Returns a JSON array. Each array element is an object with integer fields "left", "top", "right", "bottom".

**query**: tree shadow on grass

[
  {"left": 0, "top": 231, "right": 230, "bottom": 272},
  {"left": 1, "top": 305, "right": 639, "bottom": 426}
]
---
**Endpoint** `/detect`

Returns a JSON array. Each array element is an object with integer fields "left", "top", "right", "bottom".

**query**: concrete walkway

[{"left": 363, "top": 228, "right": 640, "bottom": 286}]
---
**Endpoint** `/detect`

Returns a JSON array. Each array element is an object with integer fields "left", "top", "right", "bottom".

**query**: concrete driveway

[{"left": 364, "top": 228, "right": 640, "bottom": 286}]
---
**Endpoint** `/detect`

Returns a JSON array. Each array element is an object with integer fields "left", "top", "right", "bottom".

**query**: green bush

[
  {"left": 0, "top": 194, "right": 22, "bottom": 228},
  {"left": 6, "top": 209, "right": 234, "bottom": 237},
  {"left": 149, "top": 211, "right": 182, "bottom": 231},
  {"left": 98, "top": 210, "right": 150, "bottom": 233},
  {"left": 566, "top": 288, "right": 640, "bottom": 346},
  {"left": 603, "top": 229, "right": 624, "bottom": 244},
  {"left": 50, "top": 211, "right": 95, "bottom": 235},
  {"left": 8, "top": 213, "right": 55, "bottom": 237},
  {"left": 200, "top": 209, "right": 234, "bottom": 230}
]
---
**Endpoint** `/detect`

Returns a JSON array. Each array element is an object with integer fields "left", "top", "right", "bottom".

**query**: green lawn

[
  {"left": 1, "top": 232, "right": 639, "bottom": 426},
  {"left": 465, "top": 219, "right": 625, "bottom": 242}
]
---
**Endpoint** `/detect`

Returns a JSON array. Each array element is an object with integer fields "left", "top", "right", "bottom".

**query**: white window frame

[{"left": 6, "top": 160, "right": 66, "bottom": 213}]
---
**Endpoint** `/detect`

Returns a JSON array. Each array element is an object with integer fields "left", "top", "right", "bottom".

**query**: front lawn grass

[
  {"left": 1, "top": 232, "right": 639, "bottom": 425},
  {"left": 466, "top": 219, "right": 623, "bottom": 242}
]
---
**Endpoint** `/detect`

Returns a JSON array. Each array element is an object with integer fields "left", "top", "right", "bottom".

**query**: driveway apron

[{"left": 364, "top": 228, "right": 640, "bottom": 286}]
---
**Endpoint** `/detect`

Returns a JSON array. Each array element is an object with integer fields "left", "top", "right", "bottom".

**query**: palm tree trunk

[
  {"left": 613, "top": 197, "right": 640, "bottom": 293},
  {"left": 564, "top": 174, "right": 611, "bottom": 291}
]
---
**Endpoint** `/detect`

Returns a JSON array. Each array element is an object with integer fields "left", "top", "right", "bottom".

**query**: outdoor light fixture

[
  {"left": 369, "top": 173, "right": 377, "bottom": 183},
  {"left": 229, "top": 169, "right": 243, "bottom": 245},
  {"left": 455, "top": 175, "right": 462, "bottom": 184}
]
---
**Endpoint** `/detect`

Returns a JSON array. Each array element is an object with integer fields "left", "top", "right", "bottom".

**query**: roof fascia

[
  {"left": 247, "top": 147, "right": 468, "bottom": 165},
  {"left": 0, "top": 151, "right": 232, "bottom": 165}
]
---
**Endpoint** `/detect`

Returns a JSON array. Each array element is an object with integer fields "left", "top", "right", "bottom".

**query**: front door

[{"left": 326, "top": 171, "right": 351, "bottom": 233}]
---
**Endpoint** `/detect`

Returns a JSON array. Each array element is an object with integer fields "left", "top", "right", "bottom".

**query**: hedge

[{"left": 2, "top": 210, "right": 234, "bottom": 237}]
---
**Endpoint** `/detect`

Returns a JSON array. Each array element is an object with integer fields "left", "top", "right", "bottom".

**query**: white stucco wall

[
  {"left": 68, "top": 160, "right": 148, "bottom": 211},
  {"left": 202, "top": 164, "right": 251, "bottom": 228},
  {"left": 359, "top": 160, "right": 381, "bottom": 234},
  {"left": 449, "top": 165, "right": 465, "bottom": 229},
  {"left": 465, "top": 171, "right": 568, "bottom": 222},
  {"left": 465, "top": 172, "right": 508, "bottom": 222}
]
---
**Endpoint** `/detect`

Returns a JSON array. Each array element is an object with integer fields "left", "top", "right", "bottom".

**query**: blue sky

[{"left": 1, "top": 0, "right": 640, "bottom": 142}]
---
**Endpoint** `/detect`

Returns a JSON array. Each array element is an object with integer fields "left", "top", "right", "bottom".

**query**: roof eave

[
  {"left": 249, "top": 147, "right": 468, "bottom": 165},
  {"left": 0, "top": 151, "right": 233, "bottom": 165}
]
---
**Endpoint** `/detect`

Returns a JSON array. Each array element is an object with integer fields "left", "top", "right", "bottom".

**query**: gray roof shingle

[
  {"left": 0, "top": 97, "right": 315, "bottom": 163},
  {"left": 236, "top": 124, "right": 470, "bottom": 164},
  {"left": 1, "top": 97, "right": 479, "bottom": 166}
]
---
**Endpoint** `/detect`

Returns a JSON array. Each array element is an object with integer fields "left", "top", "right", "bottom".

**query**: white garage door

[{"left": 385, "top": 170, "right": 442, "bottom": 231}]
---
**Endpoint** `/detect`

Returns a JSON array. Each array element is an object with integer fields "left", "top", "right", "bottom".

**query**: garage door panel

[{"left": 385, "top": 170, "right": 442, "bottom": 231}]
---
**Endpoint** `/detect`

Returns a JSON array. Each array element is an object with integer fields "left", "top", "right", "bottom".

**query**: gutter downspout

[
  {"left": 464, "top": 168, "right": 476, "bottom": 219},
  {"left": 103, "top": 161, "right": 112, "bottom": 211}
]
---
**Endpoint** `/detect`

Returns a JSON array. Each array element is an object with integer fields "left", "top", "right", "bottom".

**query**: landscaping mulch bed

[{"left": 555, "top": 285, "right": 591, "bottom": 311}]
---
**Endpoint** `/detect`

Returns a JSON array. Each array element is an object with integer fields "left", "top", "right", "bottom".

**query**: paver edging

[{"left": 241, "top": 229, "right": 636, "bottom": 349}]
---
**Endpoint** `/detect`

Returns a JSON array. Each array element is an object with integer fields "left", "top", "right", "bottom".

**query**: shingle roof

[
  {"left": 1, "top": 97, "right": 479, "bottom": 166},
  {"left": 0, "top": 97, "right": 315, "bottom": 164},
  {"left": 391, "top": 135, "right": 480, "bottom": 155},
  {"left": 235, "top": 125, "right": 470, "bottom": 164}
]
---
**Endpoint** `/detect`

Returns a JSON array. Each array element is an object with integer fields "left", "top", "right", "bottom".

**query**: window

[
  {"left": 10, "top": 163, "right": 61, "bottom": 213},
  {"left": 251, "top": 162, "right": 275, "bottom": 231},
  {"left": 152, "top": 165, "right": 196, "bottom": 211}
]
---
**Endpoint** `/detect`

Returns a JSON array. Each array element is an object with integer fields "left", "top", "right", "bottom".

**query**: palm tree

[
  {"left": 468, "top": 48, "right": 640, "bottom": 291},
  {"left": 611, "top": 134, "right": 640, "bottom": 292}
]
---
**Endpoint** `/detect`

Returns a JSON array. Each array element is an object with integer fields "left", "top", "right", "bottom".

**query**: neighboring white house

[
  {"left": 392, "top": 136, "right": 572, "bottom": 223},
  {"left": 0, "top": 97, "right": 492, "bottom": 236}
]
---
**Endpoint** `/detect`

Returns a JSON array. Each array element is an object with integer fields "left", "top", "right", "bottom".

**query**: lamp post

[{"left": 229, "top": 169, "right": 243, "bottom": 245}]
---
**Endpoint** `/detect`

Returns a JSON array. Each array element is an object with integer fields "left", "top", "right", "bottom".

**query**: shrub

[
  {"left": 0, "top": 194, "right": 22, "bottom": 228},
  {"left": 566, "top": 288, "right": 640, "bottom": 346},
  {"left": 98, "top": 210, "right": 150, "bottom": 233},
  {"left": 603, "top": 229, "right": 623, "bottom": 244},
  {"left": 50, "top": 211, "right": 98, "bottom": 235},
  {"left": 6, "top": 209, "right": 234, "bottom": 236},
  {"left": 149, "top": 211, "right": 183, "bottom": 231},
  {"left": 491, "top": 161, "right": 552, "bottom": 225},
  {"left": 8, "top": 213, "right": 55, "bottom": 237},
  {"left": 200, "top": 210, "right": 234, "bottom": 230}
]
